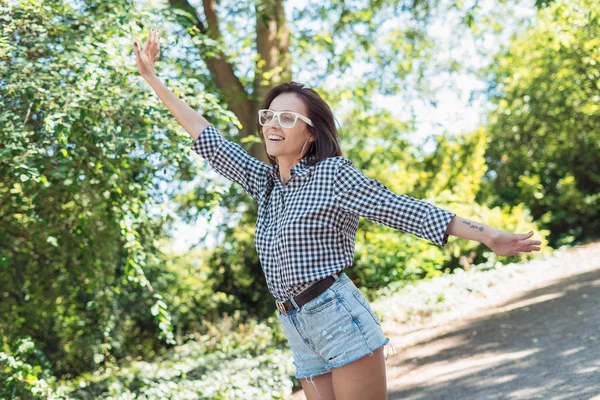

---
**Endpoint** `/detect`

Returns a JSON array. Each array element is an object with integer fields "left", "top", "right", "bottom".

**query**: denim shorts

[{"left": 276, "top": 272, "right": 393, "bottom": 379}]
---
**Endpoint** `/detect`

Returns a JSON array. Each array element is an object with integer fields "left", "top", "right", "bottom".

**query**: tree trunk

[{"left": 168, "top": 0, "right": 292, "bottom": 164}]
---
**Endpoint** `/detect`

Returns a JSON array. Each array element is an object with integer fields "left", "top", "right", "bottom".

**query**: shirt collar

[{"left": 269, "top": 158, "right": 312, "bottom": 179}]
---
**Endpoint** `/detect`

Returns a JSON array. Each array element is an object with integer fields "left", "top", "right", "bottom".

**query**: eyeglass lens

[{"left": 259, "top": 110, "right": 297, "bottom": 128}]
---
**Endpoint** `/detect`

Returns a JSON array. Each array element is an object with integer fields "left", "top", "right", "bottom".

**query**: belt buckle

[{"left": 276, "top": 300, "right": 287, "bottom": 314}]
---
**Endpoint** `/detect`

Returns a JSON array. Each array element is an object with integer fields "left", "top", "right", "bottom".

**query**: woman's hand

[
  {"left": 485, "top": 230, "right": 542, "bottom": 256},
  {"left": 133, "top": 28, "right": 161, "bottom": 78}
]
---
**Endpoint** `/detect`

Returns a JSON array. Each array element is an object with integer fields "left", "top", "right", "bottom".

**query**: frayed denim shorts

[{"left": 276, "top": 272, "right": 394, "bottom": 379}]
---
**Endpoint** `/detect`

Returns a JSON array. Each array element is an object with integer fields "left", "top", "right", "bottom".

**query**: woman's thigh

[
  {"left": 301, "top": 371, "right": 336, "bottom": 400},
  {"left": 332, "top": 346, "right": 387, "bottom": 400}
]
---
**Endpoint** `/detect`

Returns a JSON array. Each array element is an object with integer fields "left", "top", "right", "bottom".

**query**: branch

[{"left": 168, "top": 0, "right": 252, "bottom": 127}]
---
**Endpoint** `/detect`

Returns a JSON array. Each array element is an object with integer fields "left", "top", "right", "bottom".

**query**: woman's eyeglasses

[{"left": 258, "top": 109, "right": 314, "bottom": 128}]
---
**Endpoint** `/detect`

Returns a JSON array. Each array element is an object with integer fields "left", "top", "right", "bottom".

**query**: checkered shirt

[{"left": 191, "top": 125, "right": 456, "bottom": 300}]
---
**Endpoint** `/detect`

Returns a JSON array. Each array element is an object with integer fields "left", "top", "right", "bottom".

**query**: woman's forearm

[
  {"left": 445, "top": 215, "right": 498, "bottom": 246},
  {"left": 144, "top": 74, "right": 210, "bottom": 140}
]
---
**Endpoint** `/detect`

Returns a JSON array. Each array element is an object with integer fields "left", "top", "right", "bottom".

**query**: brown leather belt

[{"left": 275, "top": 272, "right": 340, "bottom": 314}]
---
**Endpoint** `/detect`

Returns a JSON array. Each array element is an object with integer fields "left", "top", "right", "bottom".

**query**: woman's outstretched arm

[
  {"left": 445, "top": 216, "right": 493, "bottom": 245},
  {"left": 445, "top": 216, "right": 542, "bottom": 256},
  {"left": 133, "top": 28, "right": 209, "bottom": 140},
  {"left": 333, "top": 159, "right": 542, "bottom": 256}
]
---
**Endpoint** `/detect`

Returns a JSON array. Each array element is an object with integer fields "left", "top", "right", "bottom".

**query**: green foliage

[
  {"left": 202, "top": 202, "right": 277, "bottom": 319},
  {"left": 53, "top": 311, "right": 296, "bottom": 400},
  {"left": 481, "top": 0, "right": 600, "bottom": 247},
  {"left": 0, "top": 337, "right": 62, "bottom": 400},
  {"left": 0, "top": 0, "right": 229, "bottom": 381}
]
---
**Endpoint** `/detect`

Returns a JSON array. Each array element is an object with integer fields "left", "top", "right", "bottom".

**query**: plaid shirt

[{"left": 191, "top": 125, "right": 456, "bottom": 300}]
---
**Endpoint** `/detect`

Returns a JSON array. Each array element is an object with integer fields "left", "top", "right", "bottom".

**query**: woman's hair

[{"left": 258, "top": 81, "right": 343, "bottom": 167}]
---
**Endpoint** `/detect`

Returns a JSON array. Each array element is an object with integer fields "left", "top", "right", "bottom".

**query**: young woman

[{"left": 134, "top": 28, "right": 541, "bottom": 400}]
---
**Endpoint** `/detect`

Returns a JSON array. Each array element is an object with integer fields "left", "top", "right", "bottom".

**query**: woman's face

[{"left": 262, "top": 92, "right": 314, "bottom": 161}]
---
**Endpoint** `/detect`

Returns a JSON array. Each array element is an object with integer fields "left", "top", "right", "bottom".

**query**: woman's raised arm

[
  {"left": 133, "top": 28, "right": 270, "bottom": 203},
  {"left": 133, "top": 28, "right": 209, "bottom": 140}
]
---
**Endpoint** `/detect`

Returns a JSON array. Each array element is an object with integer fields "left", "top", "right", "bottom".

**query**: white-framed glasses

[{"left": 258, "top": 109, "right": 314, "bottom": 128}]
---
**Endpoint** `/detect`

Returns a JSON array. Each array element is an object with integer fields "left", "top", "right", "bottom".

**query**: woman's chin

[{"left": 267, "top": 148, "right": 283, "bottom": 156}]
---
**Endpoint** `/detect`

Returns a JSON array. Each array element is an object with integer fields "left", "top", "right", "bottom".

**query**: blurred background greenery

[{"left": 0, "top": 0, "right": 598, "bottom": 398}]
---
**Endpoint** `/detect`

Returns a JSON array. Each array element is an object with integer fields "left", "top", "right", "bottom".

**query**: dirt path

[{"left": 289, "top": 242, "right": 600, "bottom": 399}]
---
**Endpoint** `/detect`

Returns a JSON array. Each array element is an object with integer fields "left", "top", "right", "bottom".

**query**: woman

[{"left": 134, "top": 29, "right": 541, "bottom": 400}]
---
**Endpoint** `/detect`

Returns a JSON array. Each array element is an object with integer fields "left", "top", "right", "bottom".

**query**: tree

[
  {"left": 481, "top": 0, "right": 600, "bottom": 247},
  {"left": 0, "top": 0, "right": 228, "bottom": 376}
]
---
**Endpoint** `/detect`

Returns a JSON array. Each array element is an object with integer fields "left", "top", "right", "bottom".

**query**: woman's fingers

[
  {"left": 151, "top": 28, "right": 156, "bottom": 51},
  {"left": 143, "top": 29, "right": 153, "bottom": 50},
  {"left": 522, "top": 244, "right": 541, "bottom": 253},
  {"left": 153, "top": 29, "right": 160, "bottom": 59},
  {"left": 144, "top": 28, "right": 160, "bottom": 61},
  {"left": 133, "top": 28, "right": 161, "bottom": 76},
  {"left": 156, "top": 29, "right": 160, "bottom": 54},
  {"left": 143, "top": 29, "right": 152, "bottom": 54},
  {"left": 488, "top": 229, "right": 543, "bottom": 256}
]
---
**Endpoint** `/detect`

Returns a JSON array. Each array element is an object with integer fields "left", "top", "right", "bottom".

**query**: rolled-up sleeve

[
  {"left": 191, "top": 125, "right": 269, "bottom": 203},
  {"left": 333, "top": 160, "right": 455, "bottom": 247}
]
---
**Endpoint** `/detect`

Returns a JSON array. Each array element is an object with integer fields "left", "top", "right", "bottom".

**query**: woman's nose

[{"left": 270, "top": 117, "right": 281, "bottom": 128}]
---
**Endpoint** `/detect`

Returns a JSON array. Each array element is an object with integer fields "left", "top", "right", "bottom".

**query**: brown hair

[{"left": 257, "top": 81, "right": 343, "bottom": 167}]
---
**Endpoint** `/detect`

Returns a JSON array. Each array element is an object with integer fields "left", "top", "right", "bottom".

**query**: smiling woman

[{"left": 134, "top": 30, "right": 541, "bottom": 397}]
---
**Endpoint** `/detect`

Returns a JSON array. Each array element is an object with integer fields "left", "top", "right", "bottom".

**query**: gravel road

[{"left": 386, "top": 242, "right": 600, "bottom": 399}]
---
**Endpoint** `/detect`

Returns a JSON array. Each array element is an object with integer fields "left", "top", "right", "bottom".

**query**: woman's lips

[{"left": 267, "top": 135, "right": 285, "bottom": 143}]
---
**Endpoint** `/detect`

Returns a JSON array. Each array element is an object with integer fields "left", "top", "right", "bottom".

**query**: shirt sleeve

[
  {"left": 191, "top": 125, "right": 270, "bottom": 203},
  {"left": 333, "top": 160, "right": 456, "bottom": 247}
]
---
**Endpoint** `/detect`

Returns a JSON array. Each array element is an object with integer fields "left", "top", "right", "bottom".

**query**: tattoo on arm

[{"left": 462, "top": 220, "right": 485, "bottom": 232}]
